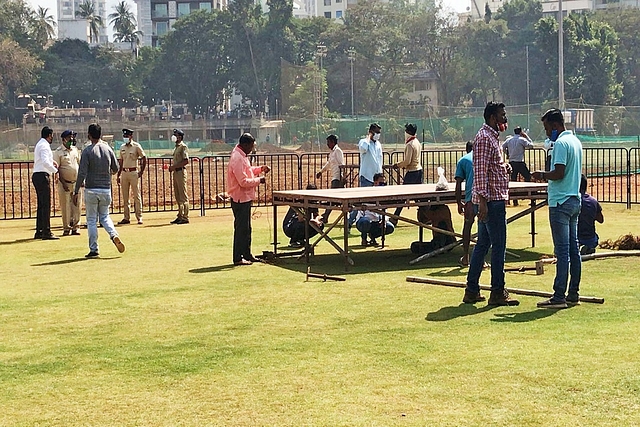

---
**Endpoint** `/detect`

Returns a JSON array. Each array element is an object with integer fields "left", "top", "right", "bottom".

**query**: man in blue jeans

[
  {"left": 533, "top": 109, "right": 583, "bottom": 308},
  {"left": 73, "top": 123, "right": 125, "bottom": 258},
  {"left": 463, "top": 102, "right": 519, "bottom": 306}
]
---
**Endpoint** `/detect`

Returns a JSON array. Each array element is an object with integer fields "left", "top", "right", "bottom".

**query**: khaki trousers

[
  {"left": 121, "top": 171, "right": 142, "bottom": 221},
  {"left": 173, "top": 169, "right": 189, "bottom": 219},
  {"left": 57, "top": 181, "right": 80, "bottom": 231}
]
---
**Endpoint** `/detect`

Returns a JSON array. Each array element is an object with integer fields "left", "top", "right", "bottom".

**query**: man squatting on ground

[
  {"left": 73, "top": 123, "right": 125, "bottom": 258},
  {"left": 53, "top": 130, "right": 81, "bottom": 236},
  {"left": 462, "top": 101, "right": 519, "bottom": 307},
  {"left": 532, "top": 108, "right": 583, "bottom": 309}
]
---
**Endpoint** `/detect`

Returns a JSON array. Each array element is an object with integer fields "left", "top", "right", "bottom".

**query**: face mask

[
  {"left": 373, "top": 133, "right": 381, "bottom": 141},
  {"left": 171, "top": 135, "right": 178, "bottom": 143},
  {"left": 544, "top": 138, "right": 553, "bottom": 149},
  {"left": 497, "top": 123, "right": 507, "bottom": 132},
  {"left": 550, "top": 129, "right": 559, "bottom": 141}
]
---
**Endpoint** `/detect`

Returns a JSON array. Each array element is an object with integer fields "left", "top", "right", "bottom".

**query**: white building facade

[{"left": 57, "top": 0, "right": 108, "bottom": 44}]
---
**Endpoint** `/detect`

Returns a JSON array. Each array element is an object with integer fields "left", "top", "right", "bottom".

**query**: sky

[{"left": 27, "top": 0, "right": 471, "bottom": 40}]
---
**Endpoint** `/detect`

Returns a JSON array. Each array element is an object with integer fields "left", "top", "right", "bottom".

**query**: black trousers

[
  {"left": 509, "top": 161, "right": 531, "bottom": 182},
  {"left": 32, "top": 172, "right": 52, "bottom": 235},
  {"left": 231, "top": 199, "right": 253, "bottom": 263},
  {"left": 394, "top": 169, "right": 424, "bottom": 217}
]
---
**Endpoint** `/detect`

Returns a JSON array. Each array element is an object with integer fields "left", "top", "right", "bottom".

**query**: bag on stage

[{"left": 435, "top": 167, "right": 449, "bottom": 191}]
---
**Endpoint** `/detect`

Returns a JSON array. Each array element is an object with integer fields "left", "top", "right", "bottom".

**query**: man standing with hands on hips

[
  {"left": 169, "top": 129, "right": 189, "bottom": 224},
  {"left": 117, "top": 128, "right": 146, "bottom": 225},
  {"left": 33, "top": 126, "right": 59, "bottom": 240},
  {"left": 358, "top": 123, "right": 383, "bottom": 187},
  {"left": 532, "top": 108, "right": 583, "bottom": 309},
  {"left": 227, "top": 133, "right": 271, "bottom": 265}
]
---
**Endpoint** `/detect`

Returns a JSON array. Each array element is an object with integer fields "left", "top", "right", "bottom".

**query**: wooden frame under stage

[{"left": 272, "top": 182, "right": 548, "bottom": 269}]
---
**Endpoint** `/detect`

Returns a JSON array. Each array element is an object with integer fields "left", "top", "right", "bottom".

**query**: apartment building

[{"left": 134, "top": 0, "right": 227, "bottom": 47}]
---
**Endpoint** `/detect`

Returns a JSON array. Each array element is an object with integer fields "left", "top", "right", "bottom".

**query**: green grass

[{"left": 1, "top": 204, "right": 640, "bottom": 426}]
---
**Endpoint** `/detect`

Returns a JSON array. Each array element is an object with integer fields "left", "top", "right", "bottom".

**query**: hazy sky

[{"left": 27, "top": 0, "right": 471, "bottom": 40}]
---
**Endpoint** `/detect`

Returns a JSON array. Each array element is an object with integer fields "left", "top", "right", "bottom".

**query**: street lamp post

[
  {"left": 315, "top": 44, "right": 328, "bottom": 119},
  {"left": 348, "top": 47, "right": 356, "bottom": 118}
]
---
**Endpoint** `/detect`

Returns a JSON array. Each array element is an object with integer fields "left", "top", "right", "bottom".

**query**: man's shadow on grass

[
  {"left": 491, "top": 309, "right": 561, "bottom": 323},
  {"left": 143, "top": 224, "right": 174, "bottom": 228},
  {"left": 0, "top": 238, "right": 41, "bottom": 245},
  {"left": 426, "top": 304, "right": 497, "bottom": 321},
  {"left": 33, "top": 257, "right": 119, "bottom": 266},
  {"left": 190, "top": 264, "right": 237, "bottom": 273}
]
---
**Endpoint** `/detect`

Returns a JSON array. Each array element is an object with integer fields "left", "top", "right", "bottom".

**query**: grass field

[{"left": 1, "top": 204, "right": 640, "bottom": 426}]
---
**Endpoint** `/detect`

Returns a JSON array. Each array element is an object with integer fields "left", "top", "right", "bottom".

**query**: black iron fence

[{"left": 2, "top": 147, "right": 638, "bottom": 220}]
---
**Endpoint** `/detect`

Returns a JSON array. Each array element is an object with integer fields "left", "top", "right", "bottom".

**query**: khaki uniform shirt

[
  {"left": 172, "top": 142, "right": 189, "bottom": 166},
  {"left": 119, "top": 141, "right": 146, "bottom": 169},
  {"left": 53, "top": 145, "right": 80, "bottom": 183}
]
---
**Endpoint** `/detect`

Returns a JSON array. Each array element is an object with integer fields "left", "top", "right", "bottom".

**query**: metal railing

[{"left": 2, "top": 147, "right": 637, "bottom": 220}]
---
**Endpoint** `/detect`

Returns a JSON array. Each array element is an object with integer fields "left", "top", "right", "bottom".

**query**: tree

[
  {"left": 0, "top": 0, "right": 35, "bottom": 49},
  {"left": 0, "top": 38, "right": 42, "bottom": 104},
  {"left": 109, "top": 1, "right": 142, "bottom": 53},
  {"left": 75, "top": 0, "right": 103, "bottom": 44},
  {"left": 161, "top": 10, "right": 235, "bottom": 115},
  {"left": 31, "top": 6, "right": 57, "bottom": 48}
]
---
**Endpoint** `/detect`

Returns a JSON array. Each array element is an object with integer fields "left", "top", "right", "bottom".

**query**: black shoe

[
  {"left": 85, "top": 251, "right": 99, "bottom": 258},
  {"left": 176, "top": 218, "right": 190, "bottom": 224},
  {"left": 71, "top": 230, "right": 81, "bottom": 235},
  {"left": 487, "top": 289, "right": 520, "bottom": 306},
  {"left": 42, "top": 234, "right": 60, "bottom": 240},
  {"left": 234, "top": 259, "right": 252, "bottom": 266},
  {"left": 245, "top": 255, "right": 263, "bottom": 263},
  {"left": 369, "top": 239, "right": 379, "bottom": 247},
  {"left": 118, "top": 219, "right": 130, "bottom": 225},
  {"left": 62, "top": 230, "right": 71, "bottom": 236},
  {"left": 170, "top": 218, "right": 181, "bottom": 224},
  {"left": 34, "top": 232, "right": 43, "bottom": 239}
]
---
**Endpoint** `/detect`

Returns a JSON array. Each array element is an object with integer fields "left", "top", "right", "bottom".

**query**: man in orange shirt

[{"left": 227, "top": 133, "right": 271, "bottom": 265}]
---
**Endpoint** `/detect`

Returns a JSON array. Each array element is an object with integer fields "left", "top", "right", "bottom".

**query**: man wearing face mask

[
  {"left": 168, "top": 129, "right": 189, "bottom": 224},
  {"left": 53, "top": 130, "right": 81, "bottom": 236},
  {"left": 391, "top": 123, "right": 423, "bottom": 224},
  {"left": 117, "top": 129, "right": 146, "bottom": 225},
  {"left": 462, "top": 101, "right": 519, "bottom": 307},
  {"left": 358, "top": 123, "right": 383, "bottom": 187},
  {"left": 227, "top": 133, "right": 271, "bottom": 265},
  {"left": 532, "top": 108, "right": 583, "bottom": 309}
]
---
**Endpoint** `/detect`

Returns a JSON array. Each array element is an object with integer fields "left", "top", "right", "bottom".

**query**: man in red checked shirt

[
  {"left": 227, "top": 133, "right": 271, "bottom": 266},
  {"left": 462, "top": 102, "right": 519, "bottom": 306}
]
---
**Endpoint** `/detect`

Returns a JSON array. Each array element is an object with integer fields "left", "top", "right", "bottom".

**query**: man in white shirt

[
  {"left": 316, "top": 134, "right": 345, "bottom": 221},
  {"left": 502, "top": 126, "right": 534, "bottom": 206},
  {"left": 32, "top": 126, "right": 59, "bottom": 240}
]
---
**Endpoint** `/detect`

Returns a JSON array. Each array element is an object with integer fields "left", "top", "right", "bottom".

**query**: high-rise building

[
  {"left": 134, "top": 0, "right": 227, "bottom": 48},
  {"left": 57, "top": 0, "right": 108, "bottom": 44}
]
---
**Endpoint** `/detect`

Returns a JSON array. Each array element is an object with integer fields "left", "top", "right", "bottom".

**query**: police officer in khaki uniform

[
  {"left": 117, "top": 128, "right": 146, "bottom": 225},
  {"left": 53, "top": 130, "right": 81, "bottom": 236},
  {"left": 169, "top": 129, "right": 189, "bottom": 224}
]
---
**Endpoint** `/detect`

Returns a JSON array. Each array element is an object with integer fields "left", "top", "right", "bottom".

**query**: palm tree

[
  {"left": 75, "top": 0, "right": 104, "bottom": 44},
  {"left": 108, "top": 1, "right": 136, "bottom": 36},
  {"left": 32, "top": 6, "right": 57, "bottom": 46},
  {"left": 114, "top": 21, "right": 144, "bottom": 56}
]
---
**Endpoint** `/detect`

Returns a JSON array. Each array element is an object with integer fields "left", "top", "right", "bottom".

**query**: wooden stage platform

[{"left": 272, "top": 182, "right": 548, "bottom": 268}]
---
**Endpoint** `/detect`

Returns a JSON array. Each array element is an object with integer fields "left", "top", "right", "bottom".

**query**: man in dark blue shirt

[{"left": 578, "top": 174, "right": 604, "bottom": 255}]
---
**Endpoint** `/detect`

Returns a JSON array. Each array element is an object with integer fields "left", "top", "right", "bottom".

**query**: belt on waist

[
  {"left": 123, "top": 168, "right": 137, "bottom": 172},
  {"left": 174, "top": 167, "right": 184, "bottom": 171}
]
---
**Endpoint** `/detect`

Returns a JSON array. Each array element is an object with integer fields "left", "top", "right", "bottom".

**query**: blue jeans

[
  {"left": 549, "top": 196, "right": 582, "bottom": 301},
  {"left": 356, "top": 217, "right": 395, "bottom": 239},
  {"left": 85, "top": 188, "right": 118, "bottom": 253},
  {"left": 466, "top": 201, "right": 507, "bottom": 293},
  {"left": 359, "top": 176, "right": 374, "bottom": 187}
]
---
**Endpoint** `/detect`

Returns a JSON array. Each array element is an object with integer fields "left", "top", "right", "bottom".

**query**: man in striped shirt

[{"left": 463, "top": 102, "right": 519, "bottom": 306}]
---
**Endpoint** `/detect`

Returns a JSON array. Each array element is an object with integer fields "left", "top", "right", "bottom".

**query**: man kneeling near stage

[
  {"left": 355, "top": 173, "right": 395, "bottom": 246},
  {"left": 411, "top": 205, "right": 456, "bottom": 254},
  {"left": 283, "top": 184, "right": 324, "bottom": 248}
]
